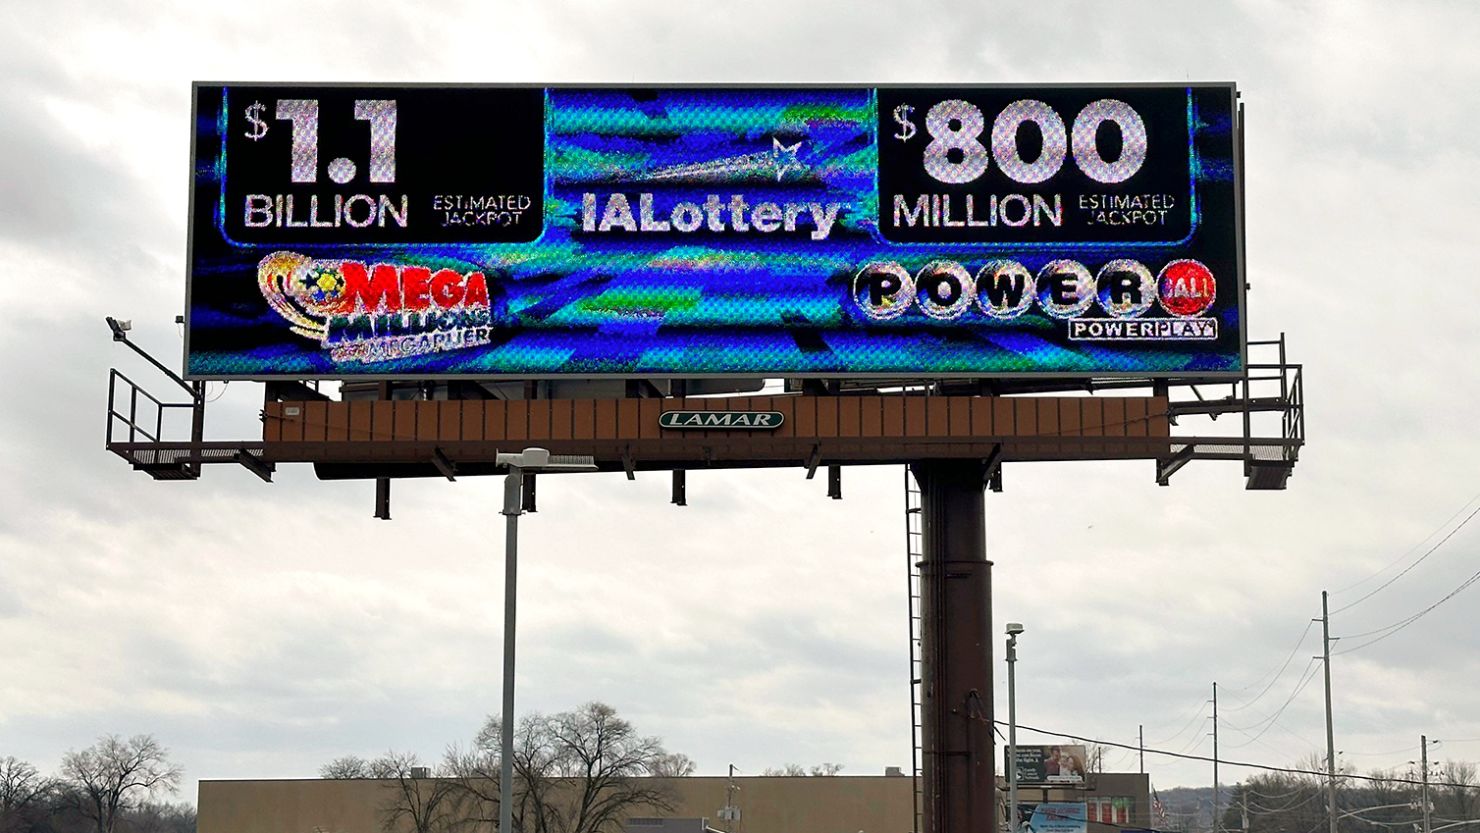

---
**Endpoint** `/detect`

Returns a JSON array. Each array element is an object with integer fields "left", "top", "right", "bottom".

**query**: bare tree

[
  {"left": 444, "top": 702, "right": 679, "bottom": 833},
  {"left": 1086, "top": 745, "right": 1109, "bottom": 774},
  {"left": 440, "top": 745, "right": 501, "bottom": 833},
  {"left": 648, "top": 755, "right": 695, "bottom": 779},
  {"left": 761, "top": 764, "right": 841, "bottom": 776},
  {"left": 59, "top": 736, "right": 182, "bottom": 833},
  {"left": 543, "top": 703, "right": 675, "bottom": 833},
  {"left": 807, "top": 764, "right": 844, "bottom": 777},
  {"left": 760, "top": 765, "right": 807, "bottom": 777},
  {"left": 1, "top": 758, "right": 51, "bottom": 833},
  {"left": 1437, "top": 761, "right": 1480, "bottom": 822},
  {"left": 321, "top": 756, "right": 401, "bottom": 780},
  {"left": 377, "top": 753, "right": 456, "bottom": 833},
  {"left": 125, "top": 801, "right": 197, "bottom": 833}
]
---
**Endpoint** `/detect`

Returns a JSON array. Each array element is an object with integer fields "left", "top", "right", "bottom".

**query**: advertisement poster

[
  {"left": 187, "top": 85, "right": 1242, "bottom": 379},
  {"left": 1021, "top": 802, "right": 1089, "bottom": 833},
  {"left": 1010, "top": 744, "right": 1089, "bottom": 784}
]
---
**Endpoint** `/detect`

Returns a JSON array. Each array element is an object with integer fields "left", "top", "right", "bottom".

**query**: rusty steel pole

[{"left": 912, "top": 460, "right": 995, "bottom": 833}]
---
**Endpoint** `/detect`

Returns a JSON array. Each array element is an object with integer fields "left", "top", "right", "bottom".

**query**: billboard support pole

[
  {"left": 189, "top": 381, "right": 205, "bottom": 478},
  {"left": 911, "top": 460, "right": 994, "bottom": 833}
]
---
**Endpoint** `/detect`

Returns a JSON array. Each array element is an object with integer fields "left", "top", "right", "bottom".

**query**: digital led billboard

[{"left": 186, "top": 84, "right": 1243, "bottom": 379}]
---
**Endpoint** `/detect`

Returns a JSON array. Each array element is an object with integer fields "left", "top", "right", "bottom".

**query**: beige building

[{"left": 199, "top": 773, "right": 1150, "bottom": 833}]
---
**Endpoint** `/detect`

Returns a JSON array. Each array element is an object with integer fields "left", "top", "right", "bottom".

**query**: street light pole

[
  {"left": 494, "top": 448, "right": 597, "bottom": 833},
  {"left": 498, "top": 466, "right": 523, "bottom": 833},
  {"left": 1007, "top": 623, "right": 1025, "bottom": 833}
]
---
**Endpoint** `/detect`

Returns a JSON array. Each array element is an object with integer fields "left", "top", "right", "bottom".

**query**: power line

[
  {"left": 1335, "top": 562, "right": 1480, "bottom": 654},
  {"left": 1264, "top": 712, "right": 1323, "bottom": 752},
  {"left": 1000, "top": 720, "right": 1480, "bottom": 790},
  {"left": 1225, "top": 620, "right": 1317, "bottom": 709},
  {"left": 1342, "top": 745, "right": 1422, "bottom": 758},
  {"left": 1223, "top": 659, "right": 1322, "bottom": 745},
  {"left": 1247, "top": 792, "right": 1324, "bottom": 814},
  {"left": 1330, "top": 498, "right": 1480, "bottom": 614},
  {"left": 1151, "top": 696, "right": 1221, "bottom": 746},
  {"left": 1226, "top": 720, "right": 1303, "bottom": 761},
  {"left": 1330, "top": 491, "right": 1480, "bottom": 597},
  {"left": 1175, "top": 719, "right": 1212, "bottom": 755},
  {"left": 1245, "top": 783, "right": 1319, "bottom": 801}
]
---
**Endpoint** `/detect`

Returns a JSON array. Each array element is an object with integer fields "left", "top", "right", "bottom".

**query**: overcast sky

[{"left": 3, "top": 0, "right": 1480, "bottom": 810}]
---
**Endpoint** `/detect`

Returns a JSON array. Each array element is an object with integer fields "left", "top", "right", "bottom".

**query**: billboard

[
  {"left": 1019, "top": 803, "right": 1088, "bottom": 833},
  {"left": 1009, "top": 744, "right": 1089, "bottom": 784},
  {"left": 186, "top": 84, "right": 1243, "bottom": 379}
]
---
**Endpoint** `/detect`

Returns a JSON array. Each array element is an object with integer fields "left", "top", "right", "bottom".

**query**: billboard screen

[
  {"left": 186, "top": 84, "right": 1242, "bottom": 379},
  {"left": 1009, "top": 744, "right": 1089, "bottom": 784},
  {"left": 1019, "top": 803, "right": 1088, "bottom": 833}
]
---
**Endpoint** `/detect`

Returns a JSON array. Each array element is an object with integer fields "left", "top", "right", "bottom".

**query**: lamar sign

[{"left": 658, "top": 411, "right": 785, "bottom": 430}]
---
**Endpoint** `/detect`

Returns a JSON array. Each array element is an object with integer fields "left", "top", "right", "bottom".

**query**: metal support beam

[
  {"left": 234, "top": 449, "right": 274, "bottom": 483},
  {"left": 1157, "top": 445, "right": 1196, "bottom": 486},
  {"left": 265, "top": 380, "right": 330, "bottom": 402},
  {"left": 521, "top": 472, "right": 537, "bottom": 512},
  {"left": 374, "top": 478, "right": 391, "bottom": 520},
  {"left": 106, "top": 317, "right": 200, "bottom": 400},
  {"left": 827, "top": 464, "right": 841, "bottom": 499},
  {"left": 672, "top": 469, "right": 687, "bottom": 506},
  {"left": 910, "top": 460, "right": 995, "bottom": 833},
  {"left": 622, "top": 446, "right": 636, "bottom": 481},
  {"left": 431, "top": 448, "right": 458, "bottom": 481},
  {"left": 984, "top": 444, "right": 1003, "bottom": 493},
  {"left": 805, "top": 444, "right": 822, "bottom": 479}
]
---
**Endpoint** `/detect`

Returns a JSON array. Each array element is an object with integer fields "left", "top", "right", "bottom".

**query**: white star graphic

[{"left": 772, "top": 137, "right": 804, "bottom": 181}]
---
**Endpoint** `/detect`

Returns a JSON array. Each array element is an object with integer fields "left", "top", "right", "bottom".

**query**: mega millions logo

[{"left": 258, "top": 252, "right": 494, "bottom": 364}]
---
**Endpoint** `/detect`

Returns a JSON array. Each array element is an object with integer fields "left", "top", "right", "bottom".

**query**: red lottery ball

[{"left": 1157, "top": 259, "right": 1216, "bottom": 317}]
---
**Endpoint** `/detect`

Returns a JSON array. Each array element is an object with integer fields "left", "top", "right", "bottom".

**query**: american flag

[{"left": 1152, "top": 789, "right": 1169, "bottom": 828}]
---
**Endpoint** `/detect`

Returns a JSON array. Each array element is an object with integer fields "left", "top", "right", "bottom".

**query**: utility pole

[
  {"left": 722, "top": 762, "right": 740, "bottom": 833},
  {"left": 1421, "top": 736, "right": 1431, "bottom": 833},
  {"left": 1241, "top": 791, "right": 1249, "bottom": 833},
  {"left": 1212, "top": 682, "right": 1220, "bottom": 833},
  {"left": 1321, "top": 591, "right": 1338, "bottom": 833},
  {"left": 1139, "top": 724, "right": 1145, "bottom": 775}
]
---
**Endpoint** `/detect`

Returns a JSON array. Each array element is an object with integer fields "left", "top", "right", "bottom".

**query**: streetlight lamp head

[
  {"left": 1006, "top": 622, "right": 1025, "bottom": 635},
  {"left": 501, "top": 447, "right": 550, "bottom": 468},
  {"left": 496, "top": 447, "right": 597, "bottom": 471}
]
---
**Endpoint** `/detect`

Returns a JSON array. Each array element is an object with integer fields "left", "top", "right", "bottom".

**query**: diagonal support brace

[
  {"left": 1157, "top": 445, "right": 1196, "bottom": 486},
  {"left": 804, "top": 443, "right": 822, "bottom": 479},
  {"left": 235, "top": 449, "right": 274, "bottom": 483},
  {"left": 431, "top": 447, "right": 457, "bottom": 481}
]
